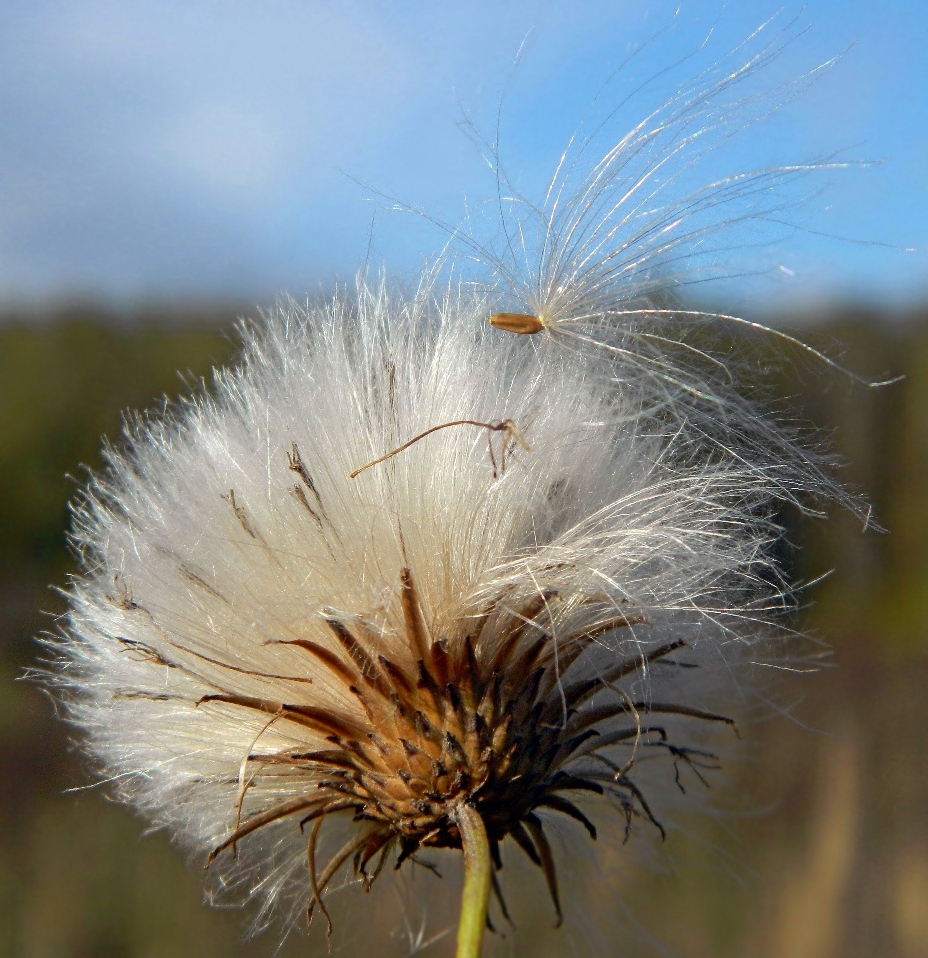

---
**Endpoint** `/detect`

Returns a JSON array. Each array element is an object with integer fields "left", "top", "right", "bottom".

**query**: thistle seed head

[{"left": 40, "top": 285, "right": 815, "bottom": 938}]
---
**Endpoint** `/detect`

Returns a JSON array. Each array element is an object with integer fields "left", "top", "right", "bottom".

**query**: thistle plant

[{"left": 41, "top": 16, "right": 867, "bottom": 958}]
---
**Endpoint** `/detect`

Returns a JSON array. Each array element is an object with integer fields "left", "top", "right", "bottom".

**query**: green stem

[{"left": 455, "top": 804, "right": 492, "bottom": 958}]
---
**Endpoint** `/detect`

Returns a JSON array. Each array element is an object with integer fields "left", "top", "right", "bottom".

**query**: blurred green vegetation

[{"left": 0, "top": 303, "right": 926, "bottom": 957}]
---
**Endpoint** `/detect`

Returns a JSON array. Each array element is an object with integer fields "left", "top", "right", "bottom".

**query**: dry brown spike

[
  {"left": 268, "top": 639, "right": 358, "bottom": 687},
  {"left": 206, "top": 794, "right": 326, "bottom": 865},
  {"left": 400, "top": 567, "right": 432, "bottom": 664},
  {"left": 524, "top": 814, "right": 562, "bottom": 927},
  {"left": 172, "top": 642, "right": 316, "bottom": 685},
  {"left": 307, "top": 830, "right": 373, "bottom": 924},
  {"left": 306, "top": 817, "right": 333, "bottom": 938},
  {"left": 197, "top": 693, "right": 364, "bottom": 740}
]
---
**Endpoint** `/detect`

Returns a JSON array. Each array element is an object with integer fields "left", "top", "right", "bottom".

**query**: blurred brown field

[{"left": 1, "top": 303, "right": 926, "bottom": 958}]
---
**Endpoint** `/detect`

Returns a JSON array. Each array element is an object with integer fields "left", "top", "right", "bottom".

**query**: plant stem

[{"left": 455, "top": 804, "right": 492, "bottom": 958}]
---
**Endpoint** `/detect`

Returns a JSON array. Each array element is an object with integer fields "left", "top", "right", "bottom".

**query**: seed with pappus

[{"left": 39, "top": 16, "right": 868, "bottom": 958}]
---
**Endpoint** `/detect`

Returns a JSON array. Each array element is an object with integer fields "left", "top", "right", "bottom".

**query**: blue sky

[{"left": 0, "top": 0, "right": 925, "bottom": 312}]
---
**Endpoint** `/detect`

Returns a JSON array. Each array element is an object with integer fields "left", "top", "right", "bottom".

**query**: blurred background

[{"left": 1, "top": 2, "right": 926, "bottom": 956}]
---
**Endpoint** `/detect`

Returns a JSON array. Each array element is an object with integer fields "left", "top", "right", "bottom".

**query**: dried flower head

[
  {"left": 45, "top": 280, "right": 834, "bottom": 946},
  {"left": 41, "top": 15, "right": 865, "bottom": 957}
]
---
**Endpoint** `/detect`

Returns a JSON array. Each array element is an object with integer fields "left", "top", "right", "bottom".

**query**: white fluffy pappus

[
  {"left": 398, "top": 14, "right": 880, "bottom": 522},
  {"left": 48, "top": 280, "right": 831, "bottom": 945}
]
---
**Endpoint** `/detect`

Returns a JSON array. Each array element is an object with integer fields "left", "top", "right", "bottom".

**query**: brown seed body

[{"left": 487, "top": 313, "right": 546, "bottom": 335}]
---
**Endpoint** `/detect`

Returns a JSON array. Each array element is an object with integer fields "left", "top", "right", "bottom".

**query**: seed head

[{"left": 42, "top": 282, "right": 829, "bottom": 940}]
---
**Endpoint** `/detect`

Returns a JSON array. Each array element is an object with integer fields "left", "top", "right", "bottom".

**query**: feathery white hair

[{"left": 50, "top": 280, "right": 826, "bottom": 932}]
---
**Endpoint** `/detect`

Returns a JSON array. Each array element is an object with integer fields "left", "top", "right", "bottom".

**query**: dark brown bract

[{"left": 205, "top": 567, "right": 732, "bottom": 929}]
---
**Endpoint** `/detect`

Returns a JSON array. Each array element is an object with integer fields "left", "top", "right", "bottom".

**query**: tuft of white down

[{"left": 50, "top": 278, "right": 818, "bottom": 935}]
